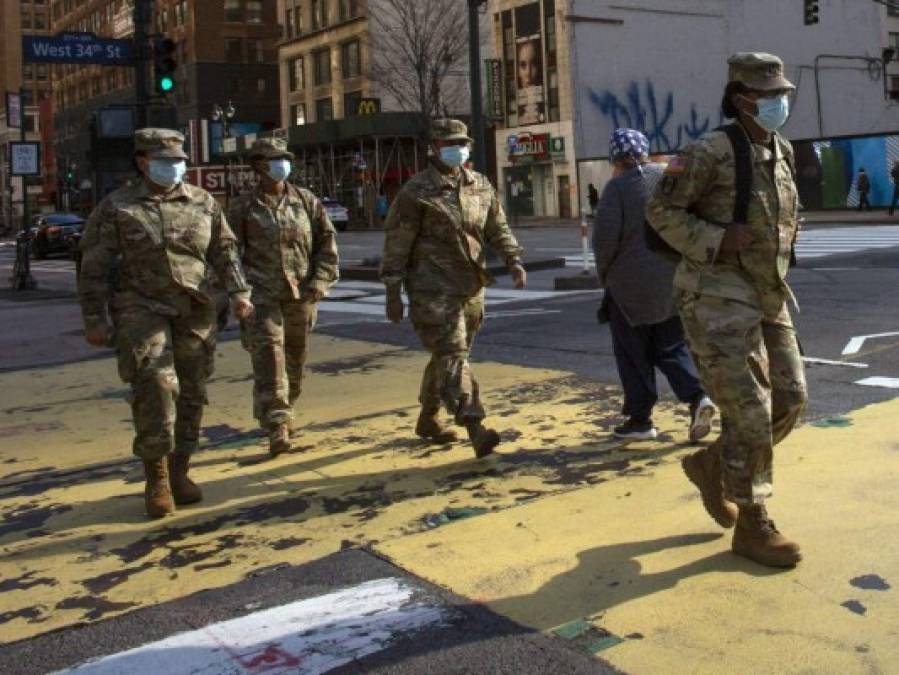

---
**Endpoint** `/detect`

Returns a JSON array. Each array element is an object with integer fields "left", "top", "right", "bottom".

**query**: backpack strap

[{"left": 717, "top": 123, "right": 752, "bottom": 224}]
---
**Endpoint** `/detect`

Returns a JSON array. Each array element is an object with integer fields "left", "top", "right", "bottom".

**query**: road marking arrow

[
  {"left": 802, "top": 357, "right": 868, "bottom": 369},
  {"left": 842, "top": 332, "right": 899, "bottom": 356},
  {"left": 855, "top": 377, "right": 899, "bottom": 389}
]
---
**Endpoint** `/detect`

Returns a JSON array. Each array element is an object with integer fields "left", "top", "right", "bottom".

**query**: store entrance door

[
  {"left": 505, "top": 165, "right": 535, "bottom": 222},
  {"left": 558, "top": 175, "right": 571, "bottom": 218}
]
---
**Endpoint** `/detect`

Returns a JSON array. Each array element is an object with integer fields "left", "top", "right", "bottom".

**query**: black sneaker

[{"left": 613, "top": 418, "right": 658, "bottom": 440}]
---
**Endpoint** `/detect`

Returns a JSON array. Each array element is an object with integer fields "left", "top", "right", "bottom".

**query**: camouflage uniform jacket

[
  {"left": 229, "top": 183, "right": 339, "bottom": 304},
  {"left": 646, "top": 127, "right": 799, "bottom": 317},
  {"left": 79, "top": 179, "right": 249, "bottom": 329},
  {"left": 380, "top": 164, "right": 523, "bottom": 297}
]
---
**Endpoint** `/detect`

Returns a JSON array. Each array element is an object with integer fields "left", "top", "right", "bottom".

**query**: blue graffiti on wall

[{"left": 589, "top": 81, "right": 721, "bottom": 153}]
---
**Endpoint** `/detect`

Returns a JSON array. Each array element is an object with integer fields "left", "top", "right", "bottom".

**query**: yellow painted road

[{"left": 1, "top": 335, "right": 896, "bottom": 674}]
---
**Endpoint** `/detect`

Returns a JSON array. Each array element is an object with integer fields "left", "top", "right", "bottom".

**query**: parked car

[
  {"left": 31, "top": 213, "right": 85, "bottom": 260},
  {"left": 322, "top": 197, "right": 349, "bottom": 232}
]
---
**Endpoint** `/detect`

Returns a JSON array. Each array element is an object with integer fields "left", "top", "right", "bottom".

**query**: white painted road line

[
  {"left": 842, "top": 332, "right": 899, "bottom": 355},
  {"left": 855, "top": 377, "right": 899, "bottom": 389},
  {"left": 802, "top": 357, "right": 868, "bottom": 369},
  {"left": 55, "top": 577, "right": 450, "bottom": 675}
]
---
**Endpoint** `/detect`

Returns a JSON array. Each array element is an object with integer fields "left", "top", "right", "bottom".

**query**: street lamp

[{"left": 211, "top": 101, "right": 237, "bottom": 206}]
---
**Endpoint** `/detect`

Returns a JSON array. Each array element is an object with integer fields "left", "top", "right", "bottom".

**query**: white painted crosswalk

[
  {"left": 565, "top": 225, "right": 899, "bottom": 268},
  {"left": 55, "top": 577, "right": 451, "bottom": 675},
  {"left": 318, "top": 280, "right": 593, "bottom": 317}
]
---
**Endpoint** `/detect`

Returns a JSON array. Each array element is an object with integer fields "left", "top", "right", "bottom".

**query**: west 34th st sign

[{"left": 22, "top": 32, "right": 133, "bottom": 65}]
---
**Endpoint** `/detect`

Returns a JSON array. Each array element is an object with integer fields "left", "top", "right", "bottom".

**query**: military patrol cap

[
  {"left": 430, "top": 118, "right": 473, "bottom": 143},
  {"left": 134, "top": 128, "right": 188, "bottom": 159},
  {"left": 247, "top": 137, "right": 295, "bottom": 161},
  {"left": 727, "top": 52, "right": 795, "bottom": 91}
]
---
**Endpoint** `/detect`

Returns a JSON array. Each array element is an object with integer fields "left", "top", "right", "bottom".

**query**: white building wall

[{"left": 570, "top": 0, "right": 899, "bottom": 162}]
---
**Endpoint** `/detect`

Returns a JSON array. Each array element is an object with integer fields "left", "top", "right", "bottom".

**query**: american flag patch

[{"left": 664, "top": 156, "right": 689, "bottom": 175}]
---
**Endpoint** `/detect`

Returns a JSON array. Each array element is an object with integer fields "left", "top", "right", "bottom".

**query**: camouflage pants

[
  {"left": 114, "top": 300, "right": 217, "bottom": 461},
  {"left": 241, "top": 299, "right": 318, "bottom": 430},
  {"left": 677, "top": 292, "right": 807, "bottom": 505},
  {"left": 410, "top": 292, "right": 486, "bottom": 423}
]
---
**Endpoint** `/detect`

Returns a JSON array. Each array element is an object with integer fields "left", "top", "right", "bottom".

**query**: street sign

[
  {"left": 10, "top": 142, "right": 41, "bottom": 176},
  {"left": 22, "top": 32, "right": 133, "bottom": 65},
  {"left": 5, "top": 92, "right": 22, "bottom": 128}
]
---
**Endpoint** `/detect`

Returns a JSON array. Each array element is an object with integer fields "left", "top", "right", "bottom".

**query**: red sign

[
  {"left": 184, "top": 165, "right": 256, "bottom": 194},
  {"left": 508, "top": 132, "right": 550, "bottom": 163}
]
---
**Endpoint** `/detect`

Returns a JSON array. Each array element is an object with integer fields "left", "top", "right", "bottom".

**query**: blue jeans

[{"left": 608, "top": 294, "right": 704, "bottom": 421}]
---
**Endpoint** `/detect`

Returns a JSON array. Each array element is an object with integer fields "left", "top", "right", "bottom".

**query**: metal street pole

[
  {"left": 14, "top": 87, "right": 37, "bottom": 290},
  {"left": 133, "top": 0, "right": 153, "bottom": 128},
  {"left": 468, "top": 0, "right": 487, "bottom": 174}
]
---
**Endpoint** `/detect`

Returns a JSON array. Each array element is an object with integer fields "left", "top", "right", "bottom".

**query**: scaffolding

[{"left": 288, "top": 112, "right": 428, "bottom": 228}]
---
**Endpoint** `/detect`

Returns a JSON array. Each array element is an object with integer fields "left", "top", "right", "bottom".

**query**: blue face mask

[
  {"left": 266, "top": 158, "right": 292, "bottom": 182},
  {"left": 439, "top": 145, "right": 470, "bottom": 168},
  {"left": 147, "top": 159, "right": 187, "bottom": 188},
  {"left": 753, "top": 94, "right": 790, "bottom": 132}
]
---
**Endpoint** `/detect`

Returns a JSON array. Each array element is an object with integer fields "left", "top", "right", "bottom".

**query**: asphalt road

[{"left": 1, "top": 224, "right": 898, "bottom": 672}]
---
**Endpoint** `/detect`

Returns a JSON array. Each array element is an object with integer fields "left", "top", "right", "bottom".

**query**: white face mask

[
  {"left": 266, "top": 158, "right": 292, "bottom": 182},
  {"left": 146, "top": 159, "right": 187, "bottom": 188}
]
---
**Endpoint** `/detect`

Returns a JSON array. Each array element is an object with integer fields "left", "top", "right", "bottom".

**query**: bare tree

[{"left": 369, "top": 0, "right": 470, "bottom": 123}]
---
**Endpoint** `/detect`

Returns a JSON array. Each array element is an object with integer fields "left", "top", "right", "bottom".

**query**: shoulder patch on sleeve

[{"left": 664, "top": 156, "right": 689, "bottom": 176}]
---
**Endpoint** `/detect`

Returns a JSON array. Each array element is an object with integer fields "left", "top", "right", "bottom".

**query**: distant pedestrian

[
  {"left": 587, "top": 183, "right": 599, "bottom": 213},
  {"left": 856, "top": 167, "right": 871, "bottom": 211},
  {"left": 593, "top": 128, "right": 715, "bottom": 443},
  {"left": 376, "top": 191, "right": 389, "bottom": 223},
  {"left": 889, "top": 161, "right": 899, "bottom": 215}
]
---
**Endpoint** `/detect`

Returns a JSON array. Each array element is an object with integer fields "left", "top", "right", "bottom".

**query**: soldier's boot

[
  {"left": 732, "top": 504, "right": 802, "bottom": 568},
  {"left": 142, "top": 458, "right": 175, "bottom": 519},
  {"left": 168, "top": 453, "right": 203, "bottom": 506},
  {"left": 269, "top": 423, "right": 291, "bottom": 458},
  {"left": 415, "top": 410, "right": 459, "bottom": 443},
  {"left": 465, "top": 420, "right": 500, "bottom": 459},
  {"left": 681, "top": 446, "right": 738, "bottom": 528}
]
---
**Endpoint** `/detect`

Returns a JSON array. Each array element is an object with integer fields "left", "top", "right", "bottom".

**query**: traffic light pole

[
  {"left": 468, "top": 0, "right": 487, "bottom": 174},
  {"left": 133, "top": 0, "right": 154, "bottom": 128}
]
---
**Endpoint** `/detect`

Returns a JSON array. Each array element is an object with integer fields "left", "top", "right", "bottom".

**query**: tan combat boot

[
  {"left": 732, "top": 504, "right": 802, "bottom": 567},
  {"left": 415, "top": 411, "right": 459, "bottom": 443},
  {"left": 466, "top": 421, "right": 500, "bottom": 458},
  {"left": 269, "top": 423, "right": 291, "bottom": 458},
  {"left": 168, "top": 453, "right": 203, "bottom": 505},
  {"left": 681, "top": 446, "right": 738, "bottom": 528},
  {"left": 142, "top": 458, "right": 175, "bottom": 519}
]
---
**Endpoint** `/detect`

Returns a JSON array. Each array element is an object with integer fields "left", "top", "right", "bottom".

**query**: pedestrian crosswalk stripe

[{"left": 54, "top": 577, "right": 450, "bottom": 675}]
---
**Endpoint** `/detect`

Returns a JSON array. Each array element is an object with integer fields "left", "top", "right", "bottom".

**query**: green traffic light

[{"left": 159, "top": 76, "right": 175, "bottom": 92}]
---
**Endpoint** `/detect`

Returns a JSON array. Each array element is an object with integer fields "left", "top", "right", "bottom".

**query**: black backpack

[{"left": 644, "top": 123, "right": 752, "bottom": 262}]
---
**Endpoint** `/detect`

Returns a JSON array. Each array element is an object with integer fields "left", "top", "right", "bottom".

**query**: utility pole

[
  {"left": 133, "top": 0, "right": 153, "bottom": 128},
  {"left": 468, "top": 0, "right": 487, "bottom": 174}
]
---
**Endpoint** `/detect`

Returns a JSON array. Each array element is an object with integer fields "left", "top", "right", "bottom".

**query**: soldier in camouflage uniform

[
  {"left": 79, "top": 128, "right": 253, "bottom": 519},
  {"left": 229, "top": 138, "right": 339, "bottom": 456},
  {"left": 647, "top": 53, "right": 807, "bottom": 567},
  {"left": 380, "top": 119, "right": 526, "bottom": 458}
]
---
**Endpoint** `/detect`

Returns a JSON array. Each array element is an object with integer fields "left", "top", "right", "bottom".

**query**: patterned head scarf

[{"left": 609, "top": 128, "right": 650, "bottom": 161}]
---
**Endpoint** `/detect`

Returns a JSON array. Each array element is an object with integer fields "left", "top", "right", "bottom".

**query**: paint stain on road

[
  {"left": 81, "top": 563, "right": 155, "bottom": 594},
  {"left": 0, "top": 502, "right": 73, "bottom": 539},
  {"left": 0, "top": 572, "right": 58, "bottom": 593},
  {"left": 850, "top": 574, "right": 890, "bottom": 591},
  {"left": 841, "top": 600, "right": 867, "bottom": 615},
  {"left": 55, "top": 596, "right": 137, "bottom": 621}
]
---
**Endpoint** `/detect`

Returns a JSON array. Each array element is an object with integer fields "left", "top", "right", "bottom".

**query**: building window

[
  {"left": 285, "top": 5, "right": 295, "bottom": 37},
  {"left": 313, "top": 48, "right": 331, "bottom": 85},
  {"left": 250, "top": 39, "right": 264, "bottom": 63},
  {"left": 23, "top": 64, "right": 34, "bottom": 81},
  {"left": 891, "top": 32, "right": 899, "bottom": 53},
  {"left": 311, "top": 0, "right": 327, "bottom": 29},
  {"left": 291, "top": 102, "right": 306, "bottom": 126},
  {"left": 289, "top": 56, "right": 304, "bottom": 91},
  {"left": 257, "top": 78, "right": 266, "bottom": 94},
  {"left": 176, "top": 0, "right": 187, "bottom": 25},
  {"left": 34, "top": 12, "right": 47, "bottom": 29},
  {"left": 225, "top": 38, "right": 243, "bottom": 63},
  {"left": 890, "top": 4, "right": 899, "bottom": 17},
  {"left": 339, "top": 0, "right": 357, "bottom": 21},
  {"left": 315, "top": 97, "right": 333, "bottom": 121},
  {"left": 21, "top": 12, "right": 32, "bottom": 29},
  {"left": 92, "top": 76, "right": 101, "bottom": 96},
  {"left": 224, "top": 0, "right": 241, "bottom": 22},
  {"left": 341, "top": 40, "right": 360, "bottom": 79},
  {"left": 36, "top": 64, "right": 48, "bottom": 81},
  {"left": 246, "top": 0, "right": 262, "bottom": 23},
  {"left": 229, "top": 76, "right": 243, "bottom": 96},
  {"left": 344, "top": 90, "right": 362, "bottom": 117},
  {"left": 295, "top": 4, "right": 303, "bottom": 33}
]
